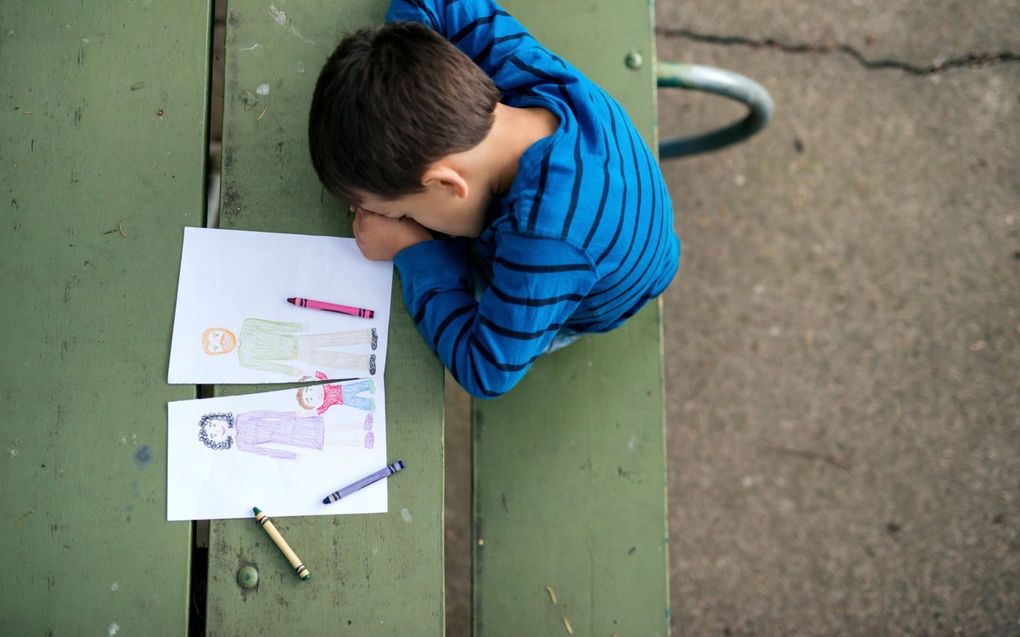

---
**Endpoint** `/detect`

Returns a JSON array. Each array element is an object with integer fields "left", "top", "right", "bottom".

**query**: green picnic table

[{"left": 2, "top": 0, "right": 770, "bottom": 633}]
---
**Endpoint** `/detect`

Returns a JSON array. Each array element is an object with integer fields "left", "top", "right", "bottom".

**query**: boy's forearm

[
  {"left": 394, "top": 235, "right": 597, "bottom": 398},
  {"left": 352, "top": 209, "right": 432, "bottom": 261},
  {"left": 386, "top": 0, "right": 533, "bottom": 76},
  {"left": 392, "top": 240, "right": 496, "bottom": 395}
]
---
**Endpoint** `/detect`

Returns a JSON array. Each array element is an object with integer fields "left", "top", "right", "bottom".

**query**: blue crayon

[{"left": 322, "top": 461, "right": 405, "bottom": 504}]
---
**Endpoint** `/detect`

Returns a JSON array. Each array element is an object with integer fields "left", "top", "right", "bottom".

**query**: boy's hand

[{"left": 352, "top": 207, "right": 432, "bottom": 261}]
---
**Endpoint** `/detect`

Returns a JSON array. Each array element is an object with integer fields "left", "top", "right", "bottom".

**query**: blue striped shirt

[{"left": 388, "top": 0, "right": 680, "bottom": 397}]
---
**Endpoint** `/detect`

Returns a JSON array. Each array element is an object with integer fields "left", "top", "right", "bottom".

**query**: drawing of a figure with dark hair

[
  {"left": 198, "top": 410, "right": 374, "bottom": 460},
  {"left": 201, "top": 319, "right": 378, "bottom": 379},
  {"left": 297, "top": 372, "right": 376, "bottom": 414}
]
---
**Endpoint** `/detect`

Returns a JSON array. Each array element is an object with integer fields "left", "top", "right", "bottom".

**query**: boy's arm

[
  {"left": 386, "top": 0, "right": 554, "bottom": 87},
  {"left": 394, "top": 234, "right": 597, "bottom": 398}
]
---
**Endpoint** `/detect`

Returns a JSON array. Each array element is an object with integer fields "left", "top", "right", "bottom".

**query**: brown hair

[{"left": 308, "top": 22, "right": 501, "bottom": 204}]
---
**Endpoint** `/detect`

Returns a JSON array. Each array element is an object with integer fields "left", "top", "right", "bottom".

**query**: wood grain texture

[
  {"left": 205, "top": 2, "right": 445, "bottom": 634},
  {"left": 0, "top": 1, "right": 211, "bottom": 632},
  {"left": 471, "top": 1, "right": 671, "bottom": 635}
]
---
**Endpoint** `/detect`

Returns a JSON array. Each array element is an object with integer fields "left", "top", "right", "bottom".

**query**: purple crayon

[{"left": 322, "top": 461, "right": 405, "bottom": 504}]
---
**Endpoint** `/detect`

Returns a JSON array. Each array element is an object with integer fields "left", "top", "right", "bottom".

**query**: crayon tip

[
  {"left": 321, "top": 497, "right": 330, "bottom": 505},
  {"left": 286, "top": 297, "right": 296, "bottom": 304},
  {"left": 252, "top": 506, "right": 261, "bottom": 515},
  {"left": 301, "top": 573, "right": 311, "bottom": 581}
]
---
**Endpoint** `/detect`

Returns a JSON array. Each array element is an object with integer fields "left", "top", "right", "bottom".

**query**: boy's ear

[{"left": 422, "top": 165, "right": 469, "bottom": 200}]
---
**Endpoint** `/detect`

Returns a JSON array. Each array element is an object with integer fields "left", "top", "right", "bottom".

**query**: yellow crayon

[{"left": 252, "top": 506, "right": 310, "bottom": 580}]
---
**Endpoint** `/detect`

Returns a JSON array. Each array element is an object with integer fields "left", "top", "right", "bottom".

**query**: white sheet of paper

[
  {"left": 167, "top": 384, "right": 389, "bottom": 520},
  {"left": 168, "top": 227, "right": 393, "bottom": 384}
]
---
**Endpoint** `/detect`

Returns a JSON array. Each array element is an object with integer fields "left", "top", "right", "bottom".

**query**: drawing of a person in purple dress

[{"left": 198, "top": 410, "right": 374, "bottom": 460}]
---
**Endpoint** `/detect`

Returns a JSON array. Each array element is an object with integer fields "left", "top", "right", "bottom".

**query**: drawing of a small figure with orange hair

[
  {"left": 297, "top": 371, "right": 376, "bottom": 414},
  {"left": 202, "top": 318, "right": 377, "bottom": 379}
]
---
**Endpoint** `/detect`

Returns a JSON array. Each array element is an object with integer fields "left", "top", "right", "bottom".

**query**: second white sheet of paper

[{"left": 167, "top": 384, "right": 389, "bottom": 520}]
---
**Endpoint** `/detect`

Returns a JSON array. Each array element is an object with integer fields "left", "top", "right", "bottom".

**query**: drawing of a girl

[
  {"left": 297, "top": 372, "right": 376, "bottom": 414},
  {"left": 198, "top": 410, "right": 374, "bottom": 460}
]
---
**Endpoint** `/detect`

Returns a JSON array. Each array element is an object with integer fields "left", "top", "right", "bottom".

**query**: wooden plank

[
  {"left": 204, "top": 2, "right": 445, "bottom": 634},
  {"left": 0, "top": 1, "right": 212, "bottom": 633},
  {"left": 472, "top": 1, "right": 671, "bottom": 635}
]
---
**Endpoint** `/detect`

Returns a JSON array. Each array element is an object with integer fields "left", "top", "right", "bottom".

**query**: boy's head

[{"left": 308, "top": 22, "right": 501, "bottom": 215}]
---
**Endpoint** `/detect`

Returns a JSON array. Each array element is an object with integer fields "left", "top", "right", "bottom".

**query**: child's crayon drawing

[
  {"left": 167, "top": 383, "right": 390, "bottom": 521},
  {"left": 168, "top": 227, "right": 393, "bottom": 385},
  {"left": 200, "top": 319, "right": 377, "bottom": 379},
  {"left": 198, "top": 410, "right": 374, "bottom": 461},
  {"left": 297, "top": 373, "right": 376, "bottom": 414},
  {"left": 167, "top": 228, "right": 394, "bottom": 519}
]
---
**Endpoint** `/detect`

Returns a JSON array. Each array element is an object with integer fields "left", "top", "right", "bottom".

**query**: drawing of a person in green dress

[{"left": 201, "top": 318, "right": 377, "bottom": 379}]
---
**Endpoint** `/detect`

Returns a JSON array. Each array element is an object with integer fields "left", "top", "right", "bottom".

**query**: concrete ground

[{"left": 444, "top": 1, "right": 1020, "bottom": 634}]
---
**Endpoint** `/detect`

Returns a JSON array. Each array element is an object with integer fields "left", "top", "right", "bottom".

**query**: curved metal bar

[{"left": 657, "top": 62, "right": 774, "bottom": 158}]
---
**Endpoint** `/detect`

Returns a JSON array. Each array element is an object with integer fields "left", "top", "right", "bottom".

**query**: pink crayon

[{"left": 287, "top": 297, "right": 375, "bottom": 319}]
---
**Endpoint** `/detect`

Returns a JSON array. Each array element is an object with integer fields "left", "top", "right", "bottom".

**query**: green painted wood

[
  {"left": 0, "top": 1, "right": 211, "bottom": 633},
  {"left": 472, "top": 1, "right": 671, "bottom": 635},
  {"left": 204, "top": 2, "right": 445, "bottom": 634}
]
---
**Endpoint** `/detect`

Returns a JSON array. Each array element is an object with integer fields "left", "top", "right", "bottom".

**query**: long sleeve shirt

[
  {"left": 388, "top": 0, "right": 680, "bottom": 398},
  {"left": 238, "top": 318, "right": 306, "bottom": 378},
  {"left": 234, "top": 410, "right": 325, "bottom": 460}
]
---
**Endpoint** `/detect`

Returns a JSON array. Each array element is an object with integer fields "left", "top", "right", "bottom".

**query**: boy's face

[{"left": 358, "top": 186, "right": 489, "bottom": 238}]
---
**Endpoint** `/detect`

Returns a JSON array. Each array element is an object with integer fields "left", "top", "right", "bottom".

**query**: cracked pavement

[
  {"left": 657, "top": 0, "right": 1019, "bottom": 634},
  {"left": 658, "top": 27, "right": 1019, "bottom": 75}
]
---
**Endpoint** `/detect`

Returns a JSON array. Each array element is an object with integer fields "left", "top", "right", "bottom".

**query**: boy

[{"left": 308, "top": 0, "right": 680, "bottom": 398}]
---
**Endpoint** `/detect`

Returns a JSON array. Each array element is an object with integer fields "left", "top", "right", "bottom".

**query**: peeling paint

[
  {"left": 240, "top": 90, "right": 258, "bottom": 111},
  {"left": 267, "top": 4, "right": 315, "bottom": 45},
  {"left": 133, "top": 445, "right": 152, "bottom": 468},
  {"left": 268, "top": 4, "right": 287, "bottom": 27}
]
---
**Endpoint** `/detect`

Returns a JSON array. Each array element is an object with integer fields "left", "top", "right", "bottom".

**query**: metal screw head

[
  {"left": 237, "top": 565, "right": 259, "bottom": 589},
  {"left": 625, "top": 51, "right": 643, "bottom": 69}
]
